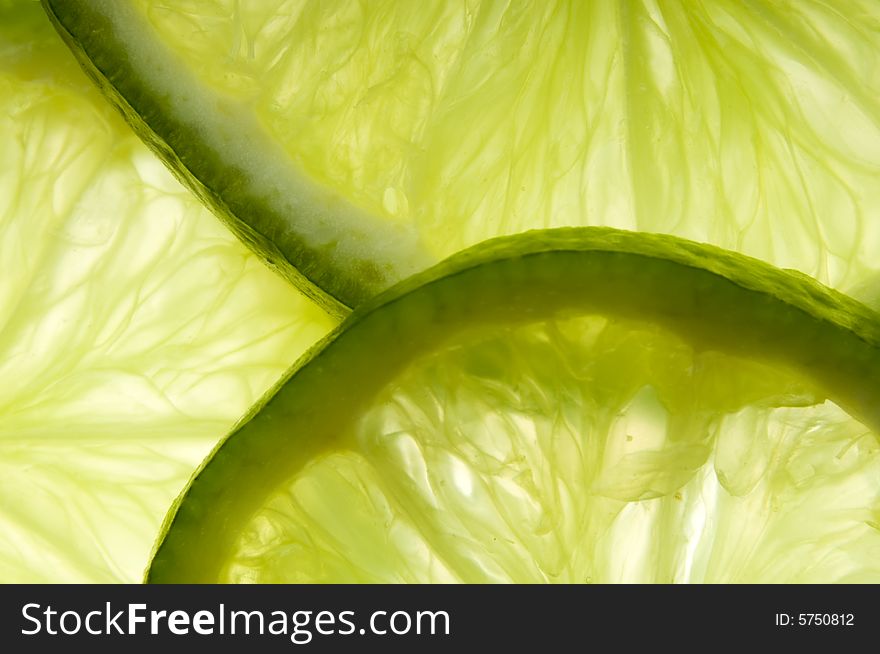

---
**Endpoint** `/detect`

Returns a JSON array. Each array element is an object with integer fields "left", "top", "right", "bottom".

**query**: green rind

[
  {"left": 41, "top": 0, "right": 360, "bottom": 315},
  {"left": 146, "top": 227, "right": 880, "bottom": 583}
]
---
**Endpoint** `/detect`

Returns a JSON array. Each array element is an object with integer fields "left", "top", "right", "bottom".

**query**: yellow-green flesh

[
  {"left": 0, "top": 0, "right": 336, "bottom": 582},
  {"left": 43, "top": 0, "right": 880, "bottom": 309},
  {"left": 149, "top": 230, "right": 880, "bottom": 583}
]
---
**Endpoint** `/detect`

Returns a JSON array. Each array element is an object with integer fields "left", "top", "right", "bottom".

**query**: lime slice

[
  {"left": 0, "top": 0, "right": 336, "bottom": 582},
  {"left": 41, "top": 0, "right": 880, "bottom": 309},
  {"left": 148, "top": 228, "right": 880, "bottom": 583}
]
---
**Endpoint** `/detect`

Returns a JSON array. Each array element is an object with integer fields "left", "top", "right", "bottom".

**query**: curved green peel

[
  {"left": 42, "top": 0, "right": 880, "bottom": 311},
  {"left": 0, "top": 0, "right": 336, "bottom": 582},
  {"left": 41, "top": 0, "right": 430, "bottom": 313},
  {"left": 147, "top": 228, "right": 880, "bottom": 583}
]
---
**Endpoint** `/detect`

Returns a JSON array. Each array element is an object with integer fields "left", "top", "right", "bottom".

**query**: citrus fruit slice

[
  {"left": 42, "top": 0, "right": 880, "bottom": 310},
  {"left": 0, "top": 0, "right": 336, "bottom": 582},
  {"left": 148, "top": 228, "right": 880, "bottom": 583}
]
